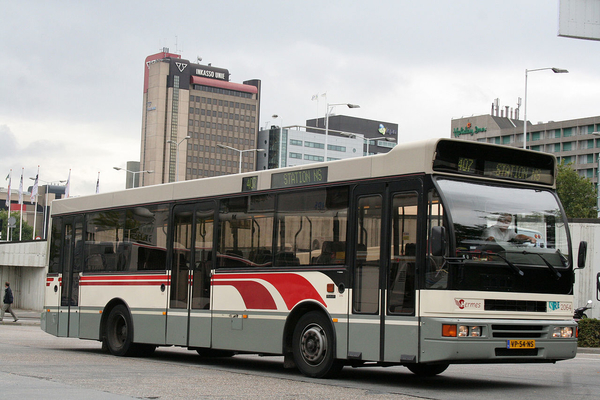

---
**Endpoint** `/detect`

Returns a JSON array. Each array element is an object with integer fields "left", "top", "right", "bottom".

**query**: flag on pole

[
  {"left": 65, "top": 169, "right": 71, "bottom": 198},
  {"left": 95, "top": 172, "right": 100, "bottom": 194},
  {"left": 5, "top": 170, "right": 11, "bottom": 208},
  {"left": 18, "top": 168, "right": 23, "bottom": 241},
  {"left": 31, "top": 166, "right": 39, "bottom": 204},
  {"left": 18, "top": 168, "right": 23, "bottom": 205}
]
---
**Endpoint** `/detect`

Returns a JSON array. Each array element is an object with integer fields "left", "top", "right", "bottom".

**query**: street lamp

[
  {"left": 592, "top": 132, "right": 600, "bottom": 218},
  {"left": 113, "top": 167, "right": 154, "bottom": 188},
  {"left": 340, "top": 132, "right": 396, "bottom": 156},
  {"left": 217, "top": 144, "right": 265, "bottom": 174},
  {"left": 325, "top": 103, "right": 360, "bottom": 160},
  {"left": 272, "top": 114, "right": 283, "bottom": 167},
  {"left": 167, "top": 135, "right": 191, "bottom": 182},
  {"left": 523, "top": 67, "right": 568, "bottom": 149}
]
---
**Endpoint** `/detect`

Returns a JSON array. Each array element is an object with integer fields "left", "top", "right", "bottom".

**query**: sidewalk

[{"left": 0, "top": 308, "right": 41, "bottom": 326}]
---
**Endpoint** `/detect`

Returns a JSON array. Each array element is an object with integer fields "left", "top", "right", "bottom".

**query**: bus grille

[
  {"left": 491, "top": 324, "right": 545, "bottom": 338},
  {"left": 485, "top": 300, "right": 546, "bottom": 312},
  {"left": 495, "top": 348, "right": 539, "bottom": 357}
]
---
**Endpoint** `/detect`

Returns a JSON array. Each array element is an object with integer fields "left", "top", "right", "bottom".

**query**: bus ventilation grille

[
  {"left": 485, "top": 300, "right": 546, "bottom": 312},
  {"left": 491, "top": 324, "right": 545, "bottom": 338}
]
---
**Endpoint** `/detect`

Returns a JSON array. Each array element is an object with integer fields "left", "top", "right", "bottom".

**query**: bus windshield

[{"left": 436, "top": 178, "right": 569, "bottom": 269}]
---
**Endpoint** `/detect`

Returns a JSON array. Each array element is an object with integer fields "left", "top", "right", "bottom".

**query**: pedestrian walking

[{"left": 1, "top": 282, "right": 18, "bottom": 322}]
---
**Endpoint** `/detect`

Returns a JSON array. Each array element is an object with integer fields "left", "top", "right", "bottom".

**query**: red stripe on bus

[
  {"left": 80, "top": 275, "right": 167, "bottom": 281},
  {"left": 213, "top": 273, "right": 326, "bottom": 309},
  {"left": 79, "top": 281, "right": 170, "bottom": 286},
  {"left": 79, "top": 275, "right": 169, "bottom": 286},
  {"left": 212, "top": 280, "right": 277, "bottom": 310}
]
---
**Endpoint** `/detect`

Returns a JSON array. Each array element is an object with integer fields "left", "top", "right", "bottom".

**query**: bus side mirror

[
  {"left": 431, "top": 226, "right": 446, "bottom": 257},
  {"left": 597, "top": 272, "right": 600, "bottom": 302},
  {"left": 577, "top": 241, "right": 587, "bottom": 270}
]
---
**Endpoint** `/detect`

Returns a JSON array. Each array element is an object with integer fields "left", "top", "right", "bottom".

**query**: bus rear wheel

[
  {"left": 105, "top": 305, "right": 136, "bottom": 356},
  {"left": 406, "top": 363, "right": 449, "bottom": 377},
  {"left": 292, "top": 311, "right": 342, "bottom": 378}
]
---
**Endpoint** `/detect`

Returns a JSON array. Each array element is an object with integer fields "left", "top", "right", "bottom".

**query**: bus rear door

[{"left": 57, "top": 215, "right": 83, "bottom": 338}]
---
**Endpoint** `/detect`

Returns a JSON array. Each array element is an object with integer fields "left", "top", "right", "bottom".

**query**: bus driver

[{"left": 484, "top": 213, "right": 536, "bottom": 244}]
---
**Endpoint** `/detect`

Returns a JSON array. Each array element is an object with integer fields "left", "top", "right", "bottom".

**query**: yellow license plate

[{"left": 507, "top": 340, "right": 536, "bottom": 349}]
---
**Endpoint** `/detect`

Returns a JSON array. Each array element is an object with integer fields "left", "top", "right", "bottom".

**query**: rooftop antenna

[{"left": 197, "top": 56, "right": 202, "bottom": 63}]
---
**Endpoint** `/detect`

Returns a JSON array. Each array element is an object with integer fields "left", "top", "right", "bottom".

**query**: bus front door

[
  {"left": 348, "top": 182, "right": 420, "bottom": 363},
  {"left": 167, "top": 202, "right": 214, "bottom": 348},
  {"left": 57, "top": 215, "right": 83, "bottom": 338}
]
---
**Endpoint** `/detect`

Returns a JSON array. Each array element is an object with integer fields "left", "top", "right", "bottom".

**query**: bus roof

[{"left": 51, "top": 138, "right": 556, "bottom": 215}]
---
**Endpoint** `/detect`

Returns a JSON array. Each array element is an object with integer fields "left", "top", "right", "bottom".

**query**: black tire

[
  {"left": 292, "top": 311, "right": 343, "bottom": 378},
  {"left": 406, "top": 363, "right": 449, "bottom": 377},
  {"left": 105, "top": 305, "right": 136, "bottom": 356}
]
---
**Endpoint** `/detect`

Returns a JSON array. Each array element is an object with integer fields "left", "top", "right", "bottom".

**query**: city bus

[{"left": 41, "top": 138, "right": 587, "bottom": 378}]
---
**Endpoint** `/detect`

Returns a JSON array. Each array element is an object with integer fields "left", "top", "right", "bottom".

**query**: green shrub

[{"left": 577, "top": 318, "right": 600, "bottom": 347}]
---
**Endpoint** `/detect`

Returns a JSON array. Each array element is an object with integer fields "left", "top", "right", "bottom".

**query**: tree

[
  {"left": 556, "top": 162, "right": 598, "bottom": 219},
  {"left": 0, "top": 209, "right": 34, "bottom": 241}
]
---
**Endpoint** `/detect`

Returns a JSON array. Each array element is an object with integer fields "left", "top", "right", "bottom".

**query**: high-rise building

[{"left": 140, "top": 49, "right": 261, "bottom": 186}]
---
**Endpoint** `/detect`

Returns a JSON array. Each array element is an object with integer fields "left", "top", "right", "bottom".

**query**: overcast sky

[{"left": 1, "top": 0, "right": 599, "bottom": 196}]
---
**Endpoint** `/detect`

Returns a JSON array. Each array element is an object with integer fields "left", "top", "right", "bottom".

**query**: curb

[{"left": 576, "top": 347, "right": 600, "bottom": 354}]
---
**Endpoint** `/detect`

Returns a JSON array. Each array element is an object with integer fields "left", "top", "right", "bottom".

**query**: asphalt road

[{"left": 0, "top": 321, "right": 598, "bottom": 399}]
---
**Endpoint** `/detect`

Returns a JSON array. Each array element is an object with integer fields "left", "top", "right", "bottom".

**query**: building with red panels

[{"left": 140, "top": 49, "right": 261, "bottom": 186}]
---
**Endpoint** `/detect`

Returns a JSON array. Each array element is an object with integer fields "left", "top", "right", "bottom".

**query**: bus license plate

[{"left": 507, "top": 340, "right": 535, "bottom": 349}]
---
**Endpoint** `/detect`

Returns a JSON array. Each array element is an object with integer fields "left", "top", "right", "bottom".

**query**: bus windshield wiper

[
  {"left": 457, "top": 250, "right": 524, "bottom": 277},
  {"left": 488, "top": 252, "right": 524, "bottom": 277},
  {"left": 556, "top": 249, "right": 569, "bottom": 268},
  {"left": 521, "top": 251, "right": 561, "bottom": 279}
]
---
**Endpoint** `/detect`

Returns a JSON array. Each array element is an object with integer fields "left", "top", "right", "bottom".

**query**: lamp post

[
  {"left": 523, "top": 67, "right": 569, "bottom": 149},
  {"left": 217, "top": 144, "right": 264, "bottom": 174},
  {"left": 272, "top": 114, "right": 283, "bottom": 167},
  {"left": 592, "top": 132, "right": 600, "bottom": 217},
  {"left": 325, "top": 103, "right": 360, "bottom": 160},
  {"left": 167, "top": 135, "right": 191, "bottom": 182},
  {"left": 113, "top": 167, "right": 154, "bottom": 188}
]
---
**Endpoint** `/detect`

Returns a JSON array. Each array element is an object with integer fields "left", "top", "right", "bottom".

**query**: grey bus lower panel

[{"left": 419, "top": 317, "right": 577, "bottom": 364}]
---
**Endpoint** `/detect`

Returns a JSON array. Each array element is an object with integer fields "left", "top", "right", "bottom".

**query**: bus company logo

[
  {"left": 455, "top": 298, "right": 483, "bottom": 310},
  {"left": 548, "top": 301, "right": 560, "bottom": 311}
]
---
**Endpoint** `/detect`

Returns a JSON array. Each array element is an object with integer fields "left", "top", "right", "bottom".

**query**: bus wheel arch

[
  {"left": 285, "top": 304, "right": 342, "bottom": 378},
  {"left": 101, "top": 299, "right": 136, "bottom": 356}
]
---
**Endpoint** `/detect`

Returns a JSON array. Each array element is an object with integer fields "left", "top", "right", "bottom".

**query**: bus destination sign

[
  {"left": 484, "top": 161, "right": 548, "bottom": 183},
  {"left": 242, "top": 176, "right": 258, "bottom": 192},
  {"left": 271, "top": 167, "right": 328, "bottom": 189},
  {"left": 433, "top": 140, "right": 555, "bottom": 186}
]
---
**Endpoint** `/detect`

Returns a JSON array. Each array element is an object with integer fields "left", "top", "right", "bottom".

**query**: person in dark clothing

[{"left": 1, "top": 282, "right": 18, "bottom": 322}]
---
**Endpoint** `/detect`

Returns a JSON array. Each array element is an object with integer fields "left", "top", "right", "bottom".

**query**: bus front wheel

[
  {"left": 292, "top": 311, "right": 342, "bottom": 378},
  {"left": 105, "top": 305, "right": 135, "bottom": 356}
]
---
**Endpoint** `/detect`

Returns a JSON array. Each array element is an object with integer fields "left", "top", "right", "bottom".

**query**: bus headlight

[
  {"left": 458, "top": 325, "right": 482, "bottom": 337},
  {"left": 553, "top": 327, "right": 574, "bottom": 338},
  {"left": 469, "top": 326, "right": 482, "bottom": 337}
]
